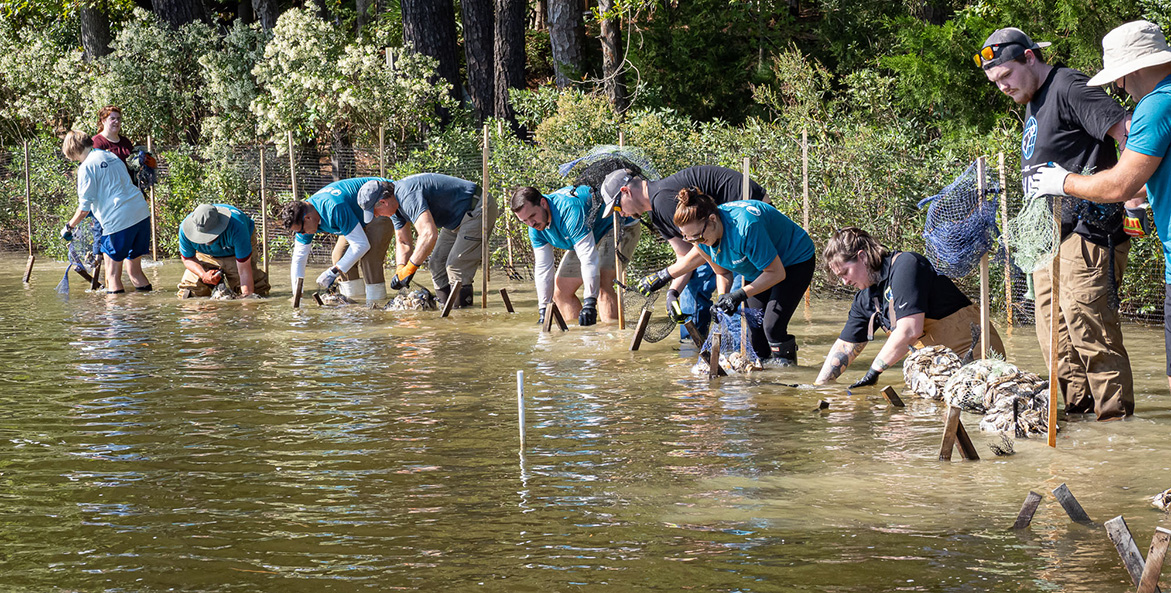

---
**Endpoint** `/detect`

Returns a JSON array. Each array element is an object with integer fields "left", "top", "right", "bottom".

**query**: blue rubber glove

[
  {"left": 715, "top": 288, "right": 747, "bottom": 315},
  {"left": 579, "top": 297, "right": 597, "bottom": 326},
  {"left": 636, "top": 268, "right": 672, "bottom": 297},
  {"left": 665, "top": 288, "right": 688, "bottom": 323},
  {"left": 60, "top": 224, "right": 73, "bottom": 242},
  {"left": 316, "top": 266, "right": 341, "bottom": 290},
  {"left": 849, "top": 368, "right": 882, "bottom": 388}
]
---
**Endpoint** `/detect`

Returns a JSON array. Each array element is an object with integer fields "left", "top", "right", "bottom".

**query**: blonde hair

[
  {"left": 61, "top": 130, "right": 94, "bottom": 162},
  {"left": 822, "top": 226, "right": 889, "bottom": 280}
]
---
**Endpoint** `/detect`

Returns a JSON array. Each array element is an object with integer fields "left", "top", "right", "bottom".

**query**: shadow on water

[{"left": 1, "top": 254, "right": 1169, "bottom": 592}]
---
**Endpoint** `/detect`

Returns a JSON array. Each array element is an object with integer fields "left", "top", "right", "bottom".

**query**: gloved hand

[
  {"left": 715, "top": 288, "right": 747, "bottom": 315},
  {"left": 579, "top": 297, "right": 597, "bottom": 326},
  {"left": 60, "top": 224, "right": 73, "bottom": 242},
  {"left": 316, "top": 265, "right": 342, "bottom": 289},
  {"left": 538, "top": 305, "right": 547, "bottom": 326},
  {"left": 1124, "top": 204, "right": 1152, "bottom": 238},
  {"left": 390, "top": 261, "right": 418, "bottom": 291},
  {"left": 1029, "top": 162, "right": 1071, "bottom": 198},
  {"left": 849, "top": 368, "right": 882, "bottom": 388},
  {"left": 199, "top": 269, "right": 223, "bottom": 286},
  {"left": 665, "top": 288, "right": 688, "bottom": 323},
  {"left": 636, "top": 268, "right": 672, "bottom": 296}
]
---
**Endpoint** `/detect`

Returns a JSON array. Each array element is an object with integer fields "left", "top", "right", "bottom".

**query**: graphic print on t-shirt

[{"left": 1022, "top": 116, "right": 1037, "bottom": 160}]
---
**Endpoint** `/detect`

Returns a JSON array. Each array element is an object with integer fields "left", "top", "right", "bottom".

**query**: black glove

[
  {"left": 60, "top": 224, "right": 73, "bottom": 242},
  {"left": 715, "top": 288, "right": 747, "bottom": 315},
  {"left": 636, "top": 268, "right": 672, "bottom": 296},
  {"left": 665, "top": 288, "right": 688, "bottom": 323},
  {"left": 849, "top": 368, "right": 882, "bottom": 388},
  {"left": 579, "top": 297, "right": 597, "bottom": 326},
  {"left": 389, "top": 273, "right": 414, "bottom": 291},
  {"left": 538, "top": 305, "right": 547, "bottom": 326}
]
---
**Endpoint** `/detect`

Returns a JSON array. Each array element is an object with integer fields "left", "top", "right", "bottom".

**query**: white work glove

[
  {"left": 1029, "top": 163, "right": 1071, "bottom": 198},
  {"left": 316, "top": 266, "right": 342, "bottom": 289}
]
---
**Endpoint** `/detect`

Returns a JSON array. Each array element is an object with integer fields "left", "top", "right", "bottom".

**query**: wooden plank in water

[
  {"left": 683, "top": 320, "right": 705, "bottom": 350},
  {"left": 541, "top": 302, "right": 555, "bottom": 332},
  {"left": 939, "top": 406, "right": 961, "bottom": 461},
  {"left": 1052, "top": 483, "right": 1093, "bottom": 525},
  {"left": 1138, "top": 527, "right": 1171, "bottom": 593},
  {"left": 73, "top": 265, "right": 93, "bottom": 283},
  {"left": 1106, "top": 516, "right": 1161, "bottom": 592},
  {"left": 954, "top": 416, "right": 979, "bottom": 460},
  {"left": 880, "top": 386, "right": 905, "bottom": 407},
  {"left": 708, "top": 333, "right": 722, "bottom": 379},
  {"left": 441, "top": 281, "right": 462, "bottom": 317},
  {"left": 22, "top": 254, "right": 34, "bottom": 283},
  {"left": 312, "top": 292, "right": 324, "bottom": 306},
  {"left": 293, "top": 277, "right": 304, "bottom": 308},
  {"left": 91, "top": 259, "right": 103, "bottom": 290},
  {"left": 1012, "top": 491, "right": 1043, "bottom": 530},
  {"left": 550, "top": 303, "right": 568, "bottom": 331},
  {"left": 499, "top": 288, "right": 514, "bottom": 313},
  {"left": 629, "top": 309, "right": 652, "bottom": 351}
]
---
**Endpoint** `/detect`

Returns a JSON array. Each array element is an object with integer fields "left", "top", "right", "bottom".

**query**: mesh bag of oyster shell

[
  {"left": 902, "top": 345, "right": 962, "bottom": 400},
  {"left": 916, "top": 160, "right": 1000, "bottom": 279},
  {"left": 941, "top": 358, "right": 1020, "bottom": 412},
  {"left": 386, "top": 287, "right": 439, "bottom": 311},
  {"left": 978, "top": 369, "right": 1050, "bottom": 437},
  {"left": 697, "top": 308, "right": 765, "bottom": 372},
  {"left": 558, "top": 146, "right": 662, "bottom": 186}
]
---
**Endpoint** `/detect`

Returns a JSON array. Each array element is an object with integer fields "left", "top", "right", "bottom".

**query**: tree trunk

[
  {"left": 252, "top": 0, "right": 278, "bottom": 29},
  {"left": 460, "top": 0, "right": 495, "bottom": 121},
  {"left": 547, "top": 0, "right": 583, "bottom": 88},
  {"left": 237, "top": 0, "right": 253, "bottom": 24},
  {"left": 597, "top": 0, "right": 627, "bottom": 114},
  {"left": 493, "top": 0, "right": 526, "bottom": 129},
  {"left": 401, "top": 0, "right": 463, "bottom": 108},
  {"left": 152, "top": 0, "right": 208, "bottom": 28},
  {"left": 331, "top": 129, "right": 355, "bottom": 181},
  {"left": 79, "top": 5, "right": 112, "bottom": 62},
  {"left": 356, "top": 0, "right": 373, "bottom": 32},
  {"left": 533, "top": 0, "right": 547, "bottom": 30}
]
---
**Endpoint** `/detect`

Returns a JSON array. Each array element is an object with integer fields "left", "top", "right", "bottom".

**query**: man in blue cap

[{"left": 177, "top": 203, "right": 270, "bottom": 298}]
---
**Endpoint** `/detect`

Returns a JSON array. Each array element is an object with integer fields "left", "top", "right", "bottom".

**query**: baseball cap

[
  {"left": 1087, "top": 20, "right": 1171, "bottom": 86},
  {"left": 976, "top": 28, "right": 1051, "bottom": 69},
  {"left": 182, "top": 204, "right": 231, "bottom": 244},
  {"left": 600, "top": 169, "right": 632, "bottom": 218},
  {"left": 357, "top": 179, "right": 394, "bottom": 223}
]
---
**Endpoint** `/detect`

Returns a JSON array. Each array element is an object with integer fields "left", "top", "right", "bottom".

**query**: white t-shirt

[{"left": 77, "top": 149, "right": 150, "bottom": 235}]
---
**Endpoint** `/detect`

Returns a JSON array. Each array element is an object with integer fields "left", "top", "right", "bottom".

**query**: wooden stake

[
  {"left": 999, "top": 152, "right": 1011, "bottom": 328},
  {"left": 629, "top": 309, "right": 652, "bottom": 351},
  {"left": 441, "top": 280, "right": 462, "bottom": 317},
  {"left": 802, "top": 129, "right": 811, "bottom": 308},
  {"left": 312, "top": 292, "right": 324, "bottom": 306},
  {"left": 1013, "top": 491, "right": 1043, "bottom": 530},
  {"left": 23, "top": 140, "right": 33, "bottom": 283},
  {"left": 939, "top": 406, "right": 979, "bottom": 461},
  {"left": 90, "top": 258, "right": 102, "bottom": 290},
  {"left": 740, "top": 157, "right": 750, "bottom": 357},
  {"left": 550, "top": 302, "right": 568, "bottom": 331},
  {"left": 1106, "top": 516, "right": 1163, "bottom": 592},
  {"left": 147, "top": 135, "right": 157, "bottom": 261},
  {"left": 683, "top": 320, "right": 705, "bottom": 350},
  {"left": 23, "top": 255, "right": 35, "bottom": 284},
  {"left": 1049, "top": 197, "right": 1062, "bottom": 448},
  {"left": 481, "top": 124, "right": 490, "bottom": 309},
  {"left": 1052, "top": 483, "right": 1093, "bottom": 525},
  {"left": 499, "top": 288, "right": 514, "bottom": 313},
  {"left": 259, "top": 143, "right": 269, "bottom": 274},
  {"left": 293, "top": 277, "right": 304, "bottom": 308},
  {"left": 288, "top": 131, "right": 298, "bottom": 201},
  {"left": 517, "top": 370, "right": 526, "bottom": 448},
  {"left": 880, "top": 386, "right": 905, "bottom": 407},
  {"left": 73, "top": 265, "right": 93, "bottom": 283},
  {"left": 977, "top": 157, "right": 991, "bottom": 359},
  {"left": 1139, "top": 528, "right": 1171, "bottom": 593},
  {"left": 708, "top": 333, "right": 722, "bottom": 379}
]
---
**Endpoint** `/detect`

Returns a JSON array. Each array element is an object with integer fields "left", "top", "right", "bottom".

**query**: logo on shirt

[
  {"left": 329, "top": 188, "right": 342, "bottom": 196},
  {"left": 732, "top": 257, "right": 747, "bottom": 265},
  {"left": 884, "top": 285, "right": 893, "bottom": 304},
  {"left": 746, "top": 204, "right": 761, "bottom": 216},
  {"left": 99, "top": 162, "right": 108, "bottom": 169},
  {"left": 1022, "top": 116, "right": 1038, "bottom": 160}
]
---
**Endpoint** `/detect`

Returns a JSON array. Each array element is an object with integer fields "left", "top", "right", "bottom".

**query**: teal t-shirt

[
  {"left": 528, "top": 185, "right": 615, "bottom": 250},
  {"left": 179, "top": 204, "right": 255, "bottom": 260},
  {"left": 1126, "top": 74, "right": 1171, "bottom": 283},
  {"left": 696, "top": 200, "right": 814, "bottom": 281},
  {"left": 295, "top": 177, "right": 386, "bottom": 245}
]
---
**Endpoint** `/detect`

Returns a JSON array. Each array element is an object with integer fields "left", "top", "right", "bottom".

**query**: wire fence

[{"left": 1, "top": 130, "right": 1164, "bottom": 326}]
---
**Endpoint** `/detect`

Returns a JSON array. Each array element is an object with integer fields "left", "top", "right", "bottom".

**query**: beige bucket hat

[{"left": 1088, "top": 20, "right": 1171, "bottom": 86}]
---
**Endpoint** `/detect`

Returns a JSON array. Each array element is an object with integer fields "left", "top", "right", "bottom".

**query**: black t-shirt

[
  {"left": 648, "top": 165, "right": 767, "bottom": 240},
  {"left": 840, "top": 252, "right": 972, "bottom": 343},
  {"left": 1021, "top": 66, "right": 1128, "bottom": 246}
]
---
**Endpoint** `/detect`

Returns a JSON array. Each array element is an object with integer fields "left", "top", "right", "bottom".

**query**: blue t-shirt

[
  {"left": 696, "top": 201, "right": 815, "bottom": 281},
  {"left": 390, "top": 173, "right": 478, "bottom": 231},
  {"left": 1126, "top": 74, "right": 1171, "bottom": 283},
  {"left": 179, "top": 204, "right": 255, "bottom": 260},
  {"left": 295, "top": 177, "right": 386, "bottom": 245},
  {"left": 528, "top": 185, "right": 615, "bottom": 250}
]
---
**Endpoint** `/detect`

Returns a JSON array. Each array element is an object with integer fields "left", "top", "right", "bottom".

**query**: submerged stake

[{"left": 517, "top": 370, "right": 526, "bottom": 448}]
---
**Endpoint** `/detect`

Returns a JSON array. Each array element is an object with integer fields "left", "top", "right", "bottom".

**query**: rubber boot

[
  {"left": 766, "top": 337, "right": 798, "bottom": 367},
  {"left": 339, "top": 279, "right": 365, "bottom": 299},
  {"left": 366, "top": 282, "right": 387, "bottom": 308},
  {"left": 435, "top": 284, "right": 451, "bottom": 307},
  {"left": 455, "top": 284, "right": 474, "bottom": 308}
]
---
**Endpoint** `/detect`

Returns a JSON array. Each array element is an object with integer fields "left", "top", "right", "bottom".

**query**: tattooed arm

[{"left": 815, "top": 339, "right": 867, "bottom": 385}]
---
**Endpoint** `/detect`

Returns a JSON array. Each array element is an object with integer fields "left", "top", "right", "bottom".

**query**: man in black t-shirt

[
  {"left": 600, "top": 166, "right": 768, "bottom": 342},
  {"left": 980, "top": 27, "right": 1136, "bottom": 420}
]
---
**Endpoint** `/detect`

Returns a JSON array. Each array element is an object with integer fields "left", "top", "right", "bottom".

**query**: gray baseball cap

[
  {"left": 357, "top": 179, "right": 394, "bottom": 223},
  {"left": 978, "top": 28, "right": 1051, "bottom": 69},
  {"left": 182, "top": 204, "right": 231, "bottom": 244},
  {"left": 600, "top": 169, "right": 633, "bottom": 218}
]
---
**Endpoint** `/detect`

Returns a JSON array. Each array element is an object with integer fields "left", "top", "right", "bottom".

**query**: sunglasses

[{"left": 973, "top": 42, "right": 1025, "bottom": 68}]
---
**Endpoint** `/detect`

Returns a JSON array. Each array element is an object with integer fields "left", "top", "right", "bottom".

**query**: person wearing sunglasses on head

[
  {"left": 600, "top": 166, "right": 767, "bottom": 340},
  {"left": 633, "top": 188, "right": 813, "bottom": 366},
  {"left": 979, "top": 26, "right": 1137, "bottom": 421}
]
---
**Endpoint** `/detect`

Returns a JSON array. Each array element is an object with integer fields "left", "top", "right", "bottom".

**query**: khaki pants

[
  {"left": 429, "top": 195, "right": 498, "bottom": 289},
  {"left": 914, "top": 304, "right": 1005, "bottom": 359},
  {"left": 556, "top": 221, "right": 641, "bottom": 277},
  {"left": 177, "top": 237, "right": 271, "bottom": 297},
  {"left": 1032, "top": 234, "right": 1133, "bottom": 420},
  {"left": 332, "top": 217, "right": 396, "bottom": 284}
]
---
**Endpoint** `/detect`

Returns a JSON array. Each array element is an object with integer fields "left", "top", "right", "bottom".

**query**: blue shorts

[{"left": 99, "top": 217, "right": 151, "bottom": 262}]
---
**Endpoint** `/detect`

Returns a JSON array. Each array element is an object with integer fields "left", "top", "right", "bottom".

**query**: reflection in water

[{"left": 1, "top": 254, "right": 1169, "bottom": 592}]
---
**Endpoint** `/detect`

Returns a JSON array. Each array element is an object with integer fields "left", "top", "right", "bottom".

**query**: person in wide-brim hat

[{"left": 176, "top": 203, "right": 271, "bottom": 298}]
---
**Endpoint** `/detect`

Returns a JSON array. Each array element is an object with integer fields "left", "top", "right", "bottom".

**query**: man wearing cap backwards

[
  {"left": 278, "top": 177, "right": 395, "bottom": 304},
  {"left": 600, "top": 166, "right": 767, "bottom": 343},
  {"left": 360, "top": 173, "right": 496, "bottom": 308},
  {"left": 1032, "top": 20, "right": 1171, "bottom": 394},
  {"left": 509, "top": 185, "right": 641, "bottom": 326},
  {"left": 979, "top": 27, "right": 1136, "bottom": 421},
  {"left": 176, "top": 203, "right": 271, "bottom": 298}
]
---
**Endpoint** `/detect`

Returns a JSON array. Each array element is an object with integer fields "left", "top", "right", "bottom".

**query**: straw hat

[{"left": 1088, "top": 21, "right": 1171, "bottom": 86}]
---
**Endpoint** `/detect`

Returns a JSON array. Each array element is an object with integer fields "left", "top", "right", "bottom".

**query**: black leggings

[{"left": 747, "top": 257, "right": 816, "bottom": 358}]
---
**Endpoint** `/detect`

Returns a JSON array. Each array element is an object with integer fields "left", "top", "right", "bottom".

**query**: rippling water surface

[{"left": 3, "top": 254, "right": 1171, "bottom": 592}]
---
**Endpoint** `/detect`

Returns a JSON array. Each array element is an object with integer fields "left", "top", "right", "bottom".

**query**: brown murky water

[{"left": 3, "top": 253, "right": 1170, "bottom": 592}]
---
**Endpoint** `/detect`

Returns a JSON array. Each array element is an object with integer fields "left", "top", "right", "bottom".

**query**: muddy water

[{"left": 2, "top": 253, "right": 1170, "bottom": 592}]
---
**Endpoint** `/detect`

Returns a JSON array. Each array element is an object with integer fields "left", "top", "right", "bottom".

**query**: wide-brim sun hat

[
  {"left": 600, "top": 169, "right": 632, "bottom": 218},
  {"left": 1087, "top": 20, "right": 1171, "bottom": 86},
  {"left": 182, "top": 204, "right": 231, "bottom": 244}
]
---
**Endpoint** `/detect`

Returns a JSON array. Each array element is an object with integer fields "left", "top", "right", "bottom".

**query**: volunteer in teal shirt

[
  {"left": 176, "top": 203, "right": 270, "bottom": 297},
  {"left": 635, "top": 190, "right": 814, "bottom": 364}
]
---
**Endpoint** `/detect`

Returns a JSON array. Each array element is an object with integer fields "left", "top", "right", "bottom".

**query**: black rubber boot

[
  {"left": 135, "top": 283, "right": 153, "bottom": 292},
  {"left": 455, "top": 284, "right": 474, "bottom": 308},
  {"left": 435, "top": 284, "right": 451, "bottom": 306},
  {"left": 767, "top": 337, "right": 798, "bottom": 367}
]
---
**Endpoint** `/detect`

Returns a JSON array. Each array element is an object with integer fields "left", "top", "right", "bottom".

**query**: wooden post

[
  {"left": 683, "top": 320, "right": 705, "bottom": 350},
  {"left": 287, "top": 131, "right": 298, "bottom": 201},
  {"left": 1139, "top": 528, "right": 1171, "bottom": 593},
  {"left": 880, "top": 386, "right": 905, "bottom": 407},
  {"left": 614, "top": 212, "right": 625, "bottom": 329},
  {"left": 999, "top": 152, "right": 1012, "bottom": 328},
  {"left": 1048, "top": 196, "right": 1062, "bottom": 448},
  {"left": 312, "top": 292, "right": 324, "bottom": 306},
  {"left": 73, "top": 265, "right": 94, "bottom": 283},
  {"left": 741, "top": 157, "right": 750, "bottom": 355},
  {"left": 618, "top": 128, "right": 625, "bottom": 147},
  {"left": 1106, "top": 516, "right": 1163, "bottom": 592},
  {"left": 481, "top": 123, "right": 490, "bottom": 309},
  {"left": 90, "top": 258, "right": 102, "bottom": 290},
  {"left": 977, "top": 157, "right": 991, "bottom": 359},
  {"left": 629, "top": 309, "right": 653, "bottom": 351},
  {"left": 441, "top": 280, "right": 462, "bottom": 317},
  {"left": 939, "top": 406, "right": 979, "bottom": 461},
  {"left": 293, "top": 277, "right": 304, "bottom": 308},
  {"left": 1052, "top": 483, "right": 1093, "bottom": 525},
  {"left": 22, "top": 139, "right": 34, "bottom": 283},
  {"left": 499, "top": 288, "right": 515, "bottom": 313},
  {"left": 1013, "top": 491, "right": 1043, "bottom": 530},
  {"left": 550, "top": 303, "right": 568, "bottom": 331},
  {"left": 259, "top": 144, "right": 269, "bottom": 274},
  {"left": 708, "top": 333, "right": 722, "bottom": 379},
  {"left": 802, "top": 129, "right": 811, "bottom": 308},
  {"left": 147, "top": 135, "right": 157, "bottom": 261}
]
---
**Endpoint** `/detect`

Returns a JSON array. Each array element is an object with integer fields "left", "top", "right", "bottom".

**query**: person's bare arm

[
  {"left": 816, "top": 339, "right": 867, "bottom": 384},
  {"left": 1063, "top": 149, "right": 1162, "bottom": 204}
]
